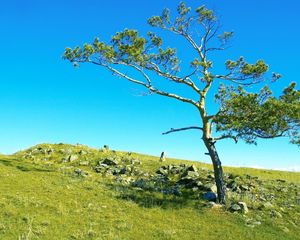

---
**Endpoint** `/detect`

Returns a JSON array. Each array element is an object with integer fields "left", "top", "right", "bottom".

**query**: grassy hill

[{"left": 0, "top": 143, "right": 299, "bottom": 240}]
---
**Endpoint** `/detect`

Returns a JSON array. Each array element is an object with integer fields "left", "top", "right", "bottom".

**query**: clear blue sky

[{"left": 0, "top": 0, "right": 299, "bottom": 171}]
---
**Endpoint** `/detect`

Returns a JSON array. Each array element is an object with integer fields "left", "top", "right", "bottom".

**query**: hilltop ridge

[{"left": 0, "top": 143, "right": 299, "bottom": 239}]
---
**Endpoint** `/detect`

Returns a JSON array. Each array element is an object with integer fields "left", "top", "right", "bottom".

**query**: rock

[
  {"left": 132, "top": 179, "right": 147, "bottom": 189},
  {"left": 68, "top": 154, "right": 78, "bottom": 162},
  {"left": 203, "top": 191, "right": 217, "bottom": 201},
  {"left": 46, "top": 148, "right": 54, "bottom": 155},
  {"left": 74, "top": 168, "right": 88, "bottom": 177},
  {"left": 130, "top": 159, "right": 141, "bottom": 165},
  {"left": 262, "top": 202, "right": 274, "bottom": 209},
  {"left": 203, "top": 183, "right": 217, "bottom": 193},
  {"left": 119, "top": 167, "right": 126, "bottom": 175},
  {"left": 102, "top": 158, "right": 118, "bottom": 166},
  {"left": 196, "top": 181, "right": 203, "bottom": 187},
  {"left": 156, "top": 167, "right": 168, "bottom": 176},
  {"left": 240, "top": 185, "right": 249, "bottom": 191},
  {"left": 270, "top": 210, "right": 282, "bottom": 218},
  {"left": 207, "top": 173, "right": 215, "bottom": 179},
  {"left": 246, "top": 221, "right": 261, "bottom": 228},
  {"left": 187, "top": 165, "right": 198, "bottom": 172},
  {"left": 207, "top": 201, "right": 223, "bottom": 209},
  {"left": 78, "top": 150, "right": 87, "bottom": 155},
  {"left": 230, "top": 203, "right": 241, "bottom": 212},
  {"left": 237, "top": 202, "right": 249, "bottom": 214},
  {"left": 182, "top": 171, "right": 199, "bottom": 179},
  {"left": 79, "top": 161, "right": 89, "bottom": 166}
]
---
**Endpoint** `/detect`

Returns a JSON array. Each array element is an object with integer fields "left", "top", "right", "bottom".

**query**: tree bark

[{"left": 203, "top": 138, "right": 226, "bottom": 204}]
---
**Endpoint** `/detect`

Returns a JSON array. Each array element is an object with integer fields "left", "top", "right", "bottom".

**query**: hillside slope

[{"left": 0, "top": 143, "right": 299, "bottom": 240}]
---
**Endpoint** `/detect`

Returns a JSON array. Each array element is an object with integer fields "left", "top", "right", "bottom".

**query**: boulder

[
  {"left": 156, "top": 167, "right": 168, "bottom": 176},
  {"left": 237, "top": 202, "right": 249, "bottom": 214},
  {"left": 187, "top": 165, "right": 198, "bottom": 172},
  {"left": 102, "top": 158, "right": 118, "bottom": 166},
  {"left": 230, "top": 203, "right": 241, "bottom": 212},
  {"left": 68, "top": 154, "right": 78, "bottom": 162}
]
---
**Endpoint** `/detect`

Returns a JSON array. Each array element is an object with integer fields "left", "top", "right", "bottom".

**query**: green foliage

[
  {"left": 196, "top": 5, "right": 216, "bottom": 23},
  {"left": 225, "top": 57, "right": 269, "bottom": 79},
  {"left": 215, "top": 83, "right": 300, "bottom": 145}
]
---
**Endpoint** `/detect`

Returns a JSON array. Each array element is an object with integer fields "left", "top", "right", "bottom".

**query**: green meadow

[{"left": 0, "top": 143, "right": 299, "bottom": 240}]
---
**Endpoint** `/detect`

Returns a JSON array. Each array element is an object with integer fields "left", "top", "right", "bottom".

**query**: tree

[{"left": 63, "top": 2, "right": 300, "bottom": 204}]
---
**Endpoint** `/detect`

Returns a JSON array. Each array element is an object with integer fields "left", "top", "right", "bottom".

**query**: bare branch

[
  {"left": 86, "top": 60, "right": 200, "bottom": 108},
  {"left": 162, "top": 126, "right": 204, "bottom": 135},
  {"left": 214, "top": 74, "right": 262, "bottom": 86},
  {"left": 148, "top": 62, "right": 202, "bottom": 94},
  {"left": 212, "top": 134, "right": 238, "bottom": 143}
]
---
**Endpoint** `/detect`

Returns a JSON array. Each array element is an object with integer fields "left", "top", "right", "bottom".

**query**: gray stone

[
  {"left": 270, "top": 210, "right": 282, "bottom": 218},
  {"left": 263, "top": 202, "right": 274, "bottom": 209},
  {"left": 79, "top": 161, "right": 89, "bottom": 166},
  {"left": 183, "top": 171, "right": 199, "bottom": 179},
  {"left": 187, "top": 165, "right": 198, "bottom": 172},
  {"left": 74, "top": 168, "right": 88, "bottom": 177},
  {"left": 240, "top": 185, "right": 249, "bottom": 191},
  {"left": 132, "top": 179, "right": 147, "bottom": 189},
  {"left": 102, "top": 158, "right": 118, "bottom": 166},
  {"left": 78, "top": 150, "right": 88, "bottom": 155},
  {"left": 68, "top": 154, "right": 78, "bottom": 162},
  {"left": 207, "top": 201, "right": 223, "bottom": 209},
  {"left": 156, "top": 167, "right": 168, "bottom": 175},
  {"left": 237, "top": 202, "right": 249, "bottom": 214},
  {"left": 230, "top": 203, "right": 241, "bottom": 212}
]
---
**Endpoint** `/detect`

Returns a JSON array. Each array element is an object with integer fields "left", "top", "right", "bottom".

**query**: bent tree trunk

[{"left": 203, "top": 138, "right": 226, "bottom": 204}]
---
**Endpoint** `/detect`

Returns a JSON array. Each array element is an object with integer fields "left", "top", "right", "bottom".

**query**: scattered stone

[
  {"left": 79, "top": 161, "right": 89, "bottom": 166},
  {"left": 230, "top": 203, "right": 241, "bottom": 212},
  {"left": 78, "top": 150, "right": 87, "bottom": 155},
  {"left": 182, "top": 171, "right": 199, "bottom": 179},
  {"left": 240, "top": 185, "right": 249, "bottom": 191},
  {"left": 102, "top": 158, "right": 118, "bottom": 166},
  {"left": 187, "top": 165, "right": 198, "bottom": 172},
  {"left": 156, "top": 167, "right": 168, "bottom": 176},
  {"left": 203, "top": 183, "right": 217, "bottom": 192},
  {"left": 270, "top": 210, "right": 282, "bottom": 218},
  {"left": 262, "top": 202, "right": 274, "bottom": 209},
  {"left": 132, "top": 179, "right": 147, "bottom": 189},
  {"left": 207, "top": 201, "right": 223, "bottom": 209},
  {"left": 207, "top": 173, "right": 215, "bottom": 179},
  {"left": 237, "top": 202, "right": 249, "bottom": 214},
  {"left": 74, "top": 168, "right": 88, "bottom": 177},
  {"left": 68, "top": 154, "right": 78, "bottom": 162}
]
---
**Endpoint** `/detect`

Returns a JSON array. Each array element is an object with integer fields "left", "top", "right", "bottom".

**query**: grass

[{"left": 0, "top": 143, "right": 299, "bottom": 239}]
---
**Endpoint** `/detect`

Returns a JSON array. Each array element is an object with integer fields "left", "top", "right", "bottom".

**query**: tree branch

[
  {"left": 212, "top": 134, "right": 239, "bottom": 143},
  {"left": 85, "top": 60, "right": 200, "bottom": 108},
  {"left": 162, "top": 126, "right": 203, "bottom": 135}
]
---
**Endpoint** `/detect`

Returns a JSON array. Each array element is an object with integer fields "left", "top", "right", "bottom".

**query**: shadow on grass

[{"left": 107, "top": 182, "right": 206, "bottom": 210}]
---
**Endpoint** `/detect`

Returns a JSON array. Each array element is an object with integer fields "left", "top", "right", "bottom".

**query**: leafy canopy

[{"left": 64, "top": 2, "right": 300, "bottom": 146}]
